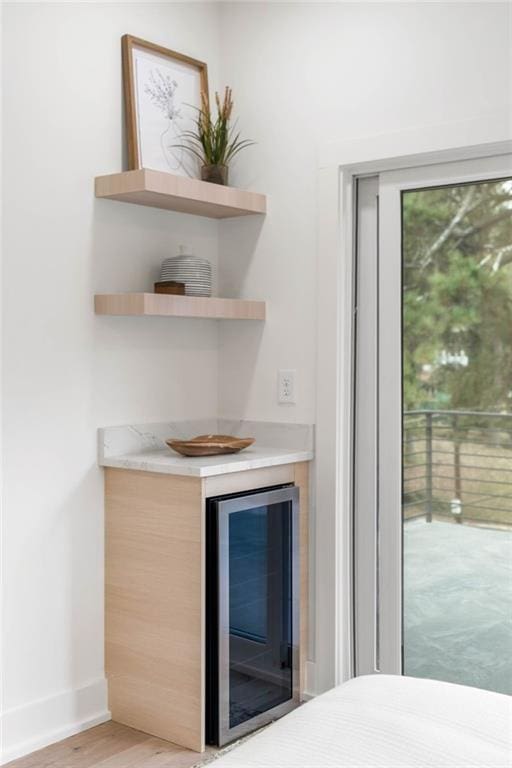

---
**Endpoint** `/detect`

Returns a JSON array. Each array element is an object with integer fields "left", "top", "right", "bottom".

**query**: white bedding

[{"left": 212, "top": 675, "right": 512, "bottom": 768}]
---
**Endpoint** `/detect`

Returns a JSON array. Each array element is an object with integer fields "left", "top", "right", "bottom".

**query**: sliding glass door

[{"left": 354, "top": 155, "right": 512, "bottom": 694}]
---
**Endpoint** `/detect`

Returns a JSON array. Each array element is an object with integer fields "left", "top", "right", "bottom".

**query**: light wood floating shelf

[
  {"left": 95, "top": 169, "right": 267, "bottom": 219},
  {"left": 95, "top": 293, "right": 266, "bottom": 321}
]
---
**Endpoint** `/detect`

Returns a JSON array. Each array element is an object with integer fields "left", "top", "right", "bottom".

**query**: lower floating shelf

[{"left": 94, "top": 293, "right": 266, "bottom": 321}]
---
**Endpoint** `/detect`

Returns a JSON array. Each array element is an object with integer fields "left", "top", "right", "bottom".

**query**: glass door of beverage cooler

[{"left": 207, "top": 485, "right": 300, "bottom": 746}]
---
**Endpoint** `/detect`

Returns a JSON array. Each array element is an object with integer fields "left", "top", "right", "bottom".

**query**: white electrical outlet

[{"left": 278, "top": 369, "right": 296, "bottom": 404}]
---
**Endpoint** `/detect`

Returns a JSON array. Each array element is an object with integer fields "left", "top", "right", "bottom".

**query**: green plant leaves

[{"left": 173, "top": 95, "right": 255, "bottom": 168}]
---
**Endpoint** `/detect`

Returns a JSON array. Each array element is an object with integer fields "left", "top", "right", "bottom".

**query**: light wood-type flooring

[{"left": 5, "top": 721, "right": 219, "bottom": 768}]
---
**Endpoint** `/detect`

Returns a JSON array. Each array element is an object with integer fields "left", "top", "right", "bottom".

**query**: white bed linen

[{"left": 212, "top": 675, "right": 512, "bottom": 768}]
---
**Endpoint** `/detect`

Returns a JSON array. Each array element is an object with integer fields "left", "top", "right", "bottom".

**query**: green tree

[{"left": 403, "top": 179, "right": 512, "bottom": 412}]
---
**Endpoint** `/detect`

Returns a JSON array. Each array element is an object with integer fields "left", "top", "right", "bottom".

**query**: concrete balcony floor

[{"left": 404, "top": 518, "right": 512, "bottom": 695}]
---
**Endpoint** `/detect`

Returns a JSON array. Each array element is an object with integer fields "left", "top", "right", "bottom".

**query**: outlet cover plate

[{"left": 278, "top": 369, "right": 296, "bottom": 404}]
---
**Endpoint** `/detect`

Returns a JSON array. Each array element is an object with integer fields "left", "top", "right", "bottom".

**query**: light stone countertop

[
  {"left": 98, "top": 419, "right": 314, "bottom": 478},
  {"left": 100, "top": 445, "right": 313, "bottom": 478}
]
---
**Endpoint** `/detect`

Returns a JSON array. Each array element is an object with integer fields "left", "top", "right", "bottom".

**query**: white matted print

[{"left": 122, "top": 35, "right": 208, "bottom": 175}]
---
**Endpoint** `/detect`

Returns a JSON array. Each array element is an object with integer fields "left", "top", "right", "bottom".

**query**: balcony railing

[{"left": 403, "top": 410, "right": 512, "bottom": 527}]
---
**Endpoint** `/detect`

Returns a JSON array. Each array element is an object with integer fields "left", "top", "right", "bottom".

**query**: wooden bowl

[
  {"left": 166, "top": 434, "right": 255, "bottom": 457},
  {"left": 154, "top": 281, "right": 186, "bottom": 295}
]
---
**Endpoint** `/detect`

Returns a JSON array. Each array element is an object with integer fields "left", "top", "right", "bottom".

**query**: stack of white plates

[{"left": 160, "top": 255, "right": 212, "bottom": 297}]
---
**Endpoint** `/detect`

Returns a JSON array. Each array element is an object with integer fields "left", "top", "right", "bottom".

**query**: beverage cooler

[{"left": 206, "top": 484, "right": 300, "bottom": 746}]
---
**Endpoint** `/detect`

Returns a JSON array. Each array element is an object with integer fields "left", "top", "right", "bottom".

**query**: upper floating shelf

[{"left": 95, "top": 169, "right": 267, "bottom": 219}]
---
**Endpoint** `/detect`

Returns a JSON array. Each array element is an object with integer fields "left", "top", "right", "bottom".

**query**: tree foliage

[{"left": 403, "top": 179, "right": 512, "bottom": 412}]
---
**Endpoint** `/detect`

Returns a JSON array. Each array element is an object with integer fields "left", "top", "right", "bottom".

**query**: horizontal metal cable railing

[{"left": 403, "top": 410, "right": 512, "bottom": 527}]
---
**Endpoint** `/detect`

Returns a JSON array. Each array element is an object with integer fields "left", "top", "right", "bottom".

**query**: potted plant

[{"left": 176, "top": 87, "right": 254, "bottom": 185}]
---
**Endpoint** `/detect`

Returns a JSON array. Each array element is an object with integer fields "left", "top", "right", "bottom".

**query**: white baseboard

[{"left": 1, "top": 678, "right": 110, "bottom": 765}]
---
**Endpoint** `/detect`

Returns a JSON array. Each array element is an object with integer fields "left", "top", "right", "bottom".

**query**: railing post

[
  {"left": 426, "top": 412, "right": 433, "bottom": 523},
  {"left": 453, "top": 414, "right": 462, "bottom": 524}
]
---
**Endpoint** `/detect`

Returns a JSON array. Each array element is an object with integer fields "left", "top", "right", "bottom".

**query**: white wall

[
  {"left": 216, "top": 1, "right": 512, "bottom": 692},
  {"left": 1, "top": 3, "right": 221, "bottom": 761},
  {"left": 218, "top": 0, "right": 511, "bottom": 420},
  {"left": 2, "top": 1, "right": 511, "bottom": 761}
]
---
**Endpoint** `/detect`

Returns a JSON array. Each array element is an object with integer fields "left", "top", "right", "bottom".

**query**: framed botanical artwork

[{"left": 122, "top": 34, "right": 209, "bottom": 175}]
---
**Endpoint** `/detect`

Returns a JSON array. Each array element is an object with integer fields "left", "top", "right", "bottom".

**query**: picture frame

[{"left": 122, "top": 34, "right": 209, "bottom": 175}]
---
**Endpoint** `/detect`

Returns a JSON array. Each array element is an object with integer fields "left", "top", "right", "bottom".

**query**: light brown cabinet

[{"left": 105, "top": 462, "right": 309, "bottom": 753}]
